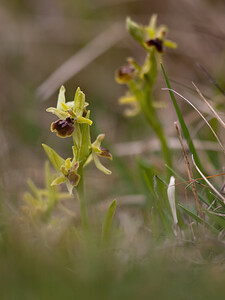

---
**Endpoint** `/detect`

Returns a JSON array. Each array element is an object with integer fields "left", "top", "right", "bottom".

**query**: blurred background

[{"left": 1, "top": 0, "right": 225, "bottom": 205}]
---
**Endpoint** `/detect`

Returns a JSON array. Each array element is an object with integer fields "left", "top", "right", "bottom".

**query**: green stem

[
  {"left": 76, "top": 166, "right": 89, "bottom": 232},
  {"left": 144, "top": 107, "right": 172, "bottom": 179},
  {"left": 128, "top": 81, "right": 172, "bottom": 179}
]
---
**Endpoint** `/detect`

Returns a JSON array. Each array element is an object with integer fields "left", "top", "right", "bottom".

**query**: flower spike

[{"left": 44, "top": 86, "right": 112, "bottom": 194}]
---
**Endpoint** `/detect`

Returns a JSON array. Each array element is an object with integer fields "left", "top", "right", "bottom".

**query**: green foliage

[
  {"left": 162, "top": 64, "right": 225, "bottom": 236},
  {"left": 161, "top": 64, "right": 202, "bottom": 170},
  {"left": 138, "top": 159, "right": 175, "bottom": 238},
  {"left": 23, "top": 162, "right": 72, "bottom": 221},
  {"left": 101, "top": 199, "right": 117, "bottom": 245},
  {"left": 2, "top": 11, "right": 225, "bottom": 300}
]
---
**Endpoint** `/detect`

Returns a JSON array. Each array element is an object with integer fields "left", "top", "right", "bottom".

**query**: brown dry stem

[{"left": 174, "top": 121, "right": 203, "bottom": 219}]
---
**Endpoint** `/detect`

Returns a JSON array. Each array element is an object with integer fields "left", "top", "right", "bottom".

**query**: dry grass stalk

[
  {"left": 192, "top": 82, "right": 225, "bottom": 129},
  {"left": 174, "top": 121, "right": 203, "bottom": 218},
  {"left": 162, "top": 88, "right": 225, "bottom": 155},
  {"left": 192, "top": 155, "right": 225, "bottom": 204}
]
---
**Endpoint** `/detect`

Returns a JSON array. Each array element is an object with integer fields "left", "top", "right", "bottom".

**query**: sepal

[
  {"left": 74, "top": 87, "right": 85, "bottom": 117},
  {"left": 77, "top": 116, "right": 93, "bottom": 125},
  {"left": 56, "top": 85, "right": 66, "bottom": 110},
  {"left": 164, "top": 40, "right": 177, "bottom": 49},
  {"left": 51, "top": 176, "right": 66, "bottom": 186},
  {"left": 93, "top": 152, "right": 112, "bottom": 175},
  {"left": 46, "top": 107, "right": 68, "bottom": 119},
  {"left": 126, "top": 17, "right": 145, "bottom": 44}
]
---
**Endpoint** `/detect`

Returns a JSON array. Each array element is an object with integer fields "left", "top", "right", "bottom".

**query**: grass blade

[
  {"left": 179, "top": 204, "right": 217, "bottom": 233},
  {"left": 101, "top": 199, "right": 117, "bottom": 245},
  {"left": 161, "top": 64, "right": 202, "bottom": 170},
  {"left": 179, "top": 204, "right": 203, "bottom": 224}
]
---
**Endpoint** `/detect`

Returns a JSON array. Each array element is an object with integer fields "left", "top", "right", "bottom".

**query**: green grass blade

[
  {"left": 101, "top": 199, "right": 117, "bottom": 245},
  {"left": 161, "top": 64, "right": 202, "bottom": 170},
  {"left": 179, "top": 204, "right": 217, "bottom": 233},
  {"left": 179, "top": 204, "right": 203, "bottom": 224},
  {"left": 204, "top": 209, "right": 225, "bottom": 229}
]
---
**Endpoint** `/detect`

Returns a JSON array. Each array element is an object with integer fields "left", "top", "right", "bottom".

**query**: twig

[
  {"left": 207, "top": 210, "right": 225, "bottom": 217},
  {"left": 207, "top": 199, "right": 216, "bottom": 211},
  {"left": 213, "top": 205, "right": 223, "bottom": 212},
  {"left": 175, "top": 172, "right": 225, "bottom": 187}
]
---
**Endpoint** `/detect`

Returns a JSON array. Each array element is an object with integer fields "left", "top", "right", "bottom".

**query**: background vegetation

[{"left": 1, "top": 0, "right": 225, "bottom": 299}]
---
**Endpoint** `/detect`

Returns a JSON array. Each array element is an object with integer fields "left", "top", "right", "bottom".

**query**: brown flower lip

[
  {"left": 67, "top": 162, "right": 80, "bottom": 186},
  {"left": 146, "top": 38, "right": 163, "bottom": 53},
  {"left": 51, "top": 117, "right": 75, "bottom": 137},
  {"left": 99, "top": 147, "right": 112, "bottom": 160},
  {"left": 67, "top": 170, "right": 80, "bottom": 186},
  {"left": 116, "top": 65, "right": 135, "bottom": 83}
]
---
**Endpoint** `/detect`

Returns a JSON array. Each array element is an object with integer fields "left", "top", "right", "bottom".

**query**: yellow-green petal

[
  {"left": 92, "top": 146, "right": 102, "bottom": 154},
  {"left": 92, "top": 134, "right": 105, "bottom": 148},
  {"left": 61, "top": 102, "right": 70, "bottom": 111},
  {"left": 93, "top": 153, "right": 112, "bottom": 175},
  {"left": 65, "top": 158, "right": 72, "bottom": 170},
  {"left": 51, "top": 176, "right": 66, "bottom": 186},
  {"left": 74, "top": 88, "right": 85, "bottom": 117},
  {"left": 77, "top": 116, "right": 93, "bottom": 125},
  {"left": 72, "top": 146, "right": 78, "bottom": 164},
  {"left": 149, "top": 14, "right": 157, "bottom": 34},
  {"left": 46, "top": 107, "right": 68, "bottom": 119},
  {"left": 83, "top": 153, "right": 93, "bottom": 167},
  {"left": 119, "top": 95, "right": 136, "bottom": 104},
  {"left": 164, "top": 39, "right": 177, "bottom": 49}
]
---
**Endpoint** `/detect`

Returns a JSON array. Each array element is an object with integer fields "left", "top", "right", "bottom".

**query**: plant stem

[
  {"left": 144, "top": 105, "right": 172, "bottom": 178},
  {"left": 76, "top": 166, "right": 89, "bottom": 232},
  {"left": 128, "top": 81, "right": 172, "bottom": 178}
]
